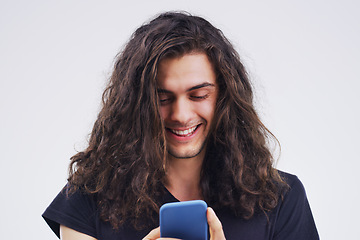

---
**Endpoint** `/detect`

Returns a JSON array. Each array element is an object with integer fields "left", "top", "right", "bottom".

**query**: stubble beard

[{"left": 167, "top": 138, "right": 208, "bottom": 159}]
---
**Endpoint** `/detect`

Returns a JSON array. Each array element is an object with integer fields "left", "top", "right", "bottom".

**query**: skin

[
  {"left": 60, "top": 53, "right": 226, "bottom": 239},
  {"left": 60, "top": 225, "right": 96, "bottom": 240},
  {"left": 157, "top": 53, "right": 218, "bottom": 201},
  {"left": 157, "top": 53, "right": 218, "bottom": 161}
]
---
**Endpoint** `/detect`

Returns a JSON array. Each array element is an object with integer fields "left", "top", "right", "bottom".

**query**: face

[{"left": 157, "top": 53, "right": 218, "bottom": 160}]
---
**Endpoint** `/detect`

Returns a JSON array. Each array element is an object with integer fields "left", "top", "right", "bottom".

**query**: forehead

[{"left": 157, "top": 53, "right": 217, "bottom": 90}]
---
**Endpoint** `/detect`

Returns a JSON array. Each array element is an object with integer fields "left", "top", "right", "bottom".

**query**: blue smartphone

[{"left": 160, "top": 200, "right": 208, "bottom": 240}]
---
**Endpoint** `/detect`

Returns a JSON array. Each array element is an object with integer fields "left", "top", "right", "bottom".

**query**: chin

[{"left": 168, "top": 144, "right": 206, "bottom": 159}]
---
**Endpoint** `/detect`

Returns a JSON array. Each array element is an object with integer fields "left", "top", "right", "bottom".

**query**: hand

[
  {"left": 207, "top": 207, "right": 226, "bottom": 240},
  {"left": 142, "top": 207, "right": 226, "bottom": 240},
  {"left": 142, "top": 227, "right": 178, "bottom": 240}
]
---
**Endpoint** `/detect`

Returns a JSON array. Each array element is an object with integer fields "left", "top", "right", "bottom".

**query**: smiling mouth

[{"left": 167, "top": 125, "right": 200, "bottom": 137}]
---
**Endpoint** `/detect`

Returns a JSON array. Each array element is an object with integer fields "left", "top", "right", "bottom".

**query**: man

[{"left": 43, "top": 12, "right": 319, "bottom": 240}]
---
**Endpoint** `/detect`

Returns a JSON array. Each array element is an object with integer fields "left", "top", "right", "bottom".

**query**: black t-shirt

[{"left": 42, "top": 172, "right": 319, "bottom": 239}]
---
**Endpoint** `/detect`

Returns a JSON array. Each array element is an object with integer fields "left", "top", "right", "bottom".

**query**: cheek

[
  {"left": 159, "top": 106, "right": 168, "bottom": 120},
  {"left": 196, "top": 100, "right": 217, "bottom": 123}
]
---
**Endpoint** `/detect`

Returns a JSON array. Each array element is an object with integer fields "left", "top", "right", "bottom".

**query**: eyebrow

[{"left": 157, "top": 82, "right": 215, "bottom": 93}]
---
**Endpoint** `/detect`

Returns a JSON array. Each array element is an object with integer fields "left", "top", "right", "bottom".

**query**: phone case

[{"left": 160, "top": 200, "right": 208, "bottom": 240}]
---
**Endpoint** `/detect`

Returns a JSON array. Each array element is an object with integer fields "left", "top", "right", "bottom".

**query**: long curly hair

[{"left": 68, "top": 11, "right": 287, "bottom": 229}]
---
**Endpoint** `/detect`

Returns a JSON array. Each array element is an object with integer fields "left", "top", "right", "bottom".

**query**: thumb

[
  {"left": 207, "top": 207, "right": 226, "bottom": 240},
  {"left": 142, "top": 227, "right": 160, "bottom": 240}
]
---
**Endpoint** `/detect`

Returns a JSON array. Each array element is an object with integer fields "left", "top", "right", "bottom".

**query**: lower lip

[{"left": 166, "top": 125, "right": 201, "bottom": 142}]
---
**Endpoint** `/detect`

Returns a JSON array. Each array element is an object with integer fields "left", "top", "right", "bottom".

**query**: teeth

[{"left": 170, "top": 126, "right": 197, "bottom": 136}]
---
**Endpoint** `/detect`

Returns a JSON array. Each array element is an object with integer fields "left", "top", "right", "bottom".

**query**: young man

[{"left": 43, "top": 12, "right": 319, "bottom": 240}]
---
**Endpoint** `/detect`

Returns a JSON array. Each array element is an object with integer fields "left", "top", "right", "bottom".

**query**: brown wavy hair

[{"left": 68, "top": 11, "right": 287, "bottom": 229}]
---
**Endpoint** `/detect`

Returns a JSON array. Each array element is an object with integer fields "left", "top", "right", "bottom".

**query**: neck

[{"left": 164, "top": 153, "right": 205, "bottom": 201}]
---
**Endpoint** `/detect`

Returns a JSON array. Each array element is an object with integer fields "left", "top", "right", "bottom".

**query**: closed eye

[
  {"left": 190, "top": 94, "right": 209, "bottom": 101},
  {"left": 158, "top": 94, "right": 173, "bottom": 105}
]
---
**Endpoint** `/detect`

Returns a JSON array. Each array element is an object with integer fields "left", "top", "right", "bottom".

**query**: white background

[{"left": 1, "top": 0, "right": 359, "bottom": 239}]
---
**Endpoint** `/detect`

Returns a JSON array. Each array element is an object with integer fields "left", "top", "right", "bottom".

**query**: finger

[
  {"left": 207, "top": 207, "right": 226, "bottom": 240},
  {"left": 142, "top": 227, "right": 160, "bottom": 240},
  {"left": 142, "top": 227, "right": 179, "bottom": 240}
]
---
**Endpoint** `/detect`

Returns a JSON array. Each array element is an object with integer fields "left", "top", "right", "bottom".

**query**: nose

[{"left": 169, "top": 97, "right": 194, "bottom": 124}]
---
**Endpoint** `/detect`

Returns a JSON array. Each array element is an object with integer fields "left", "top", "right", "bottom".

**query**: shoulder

[
  {"left": 276, "top": 170, "right": 309, "bottom": 213},
  {"left": 48, "top": 184, "right": 98, "bottom": 216},
  {"left": 278, "top": 170, "right": 306, "bottom": 195},
  {"left": 272, "top": 170, "right": 319, "bottom": 239},
  {"left": 278, "top": 170, "right": 301, "bottom": 185}
]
